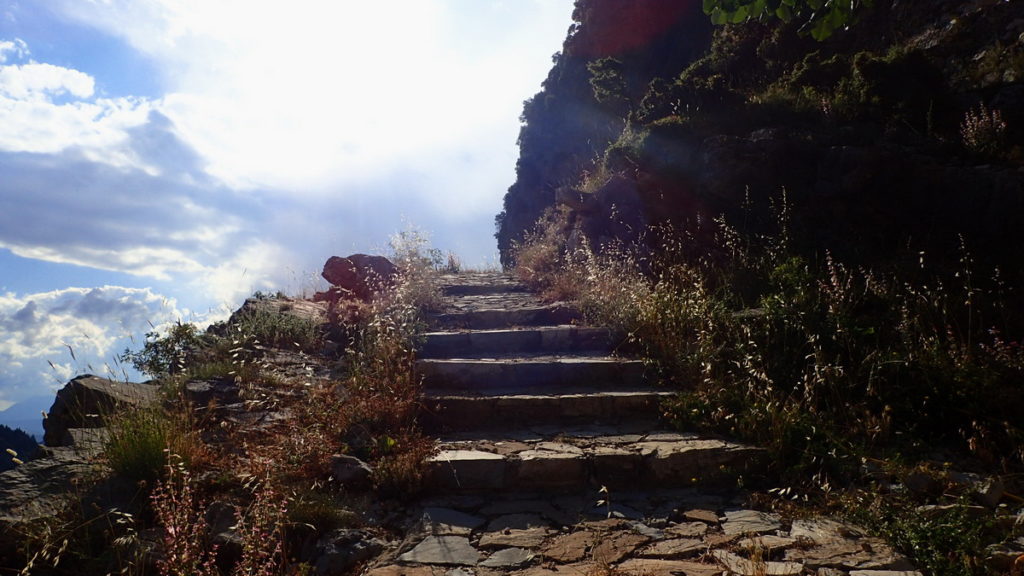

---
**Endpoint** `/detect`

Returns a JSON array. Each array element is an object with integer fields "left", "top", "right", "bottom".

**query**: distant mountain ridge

[
  {"left": 0, "top": 424, "right": 39, "bottom": 472},
  {"left": 0, "top": 394, "right": 51, "bottom": 441}
]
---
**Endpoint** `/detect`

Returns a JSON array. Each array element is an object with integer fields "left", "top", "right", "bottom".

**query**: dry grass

[
  {"left": 510, "top": 199, "right": 1024, "bottom": 575},
  {"left": 8, "top": 231, "right": 447, "bottom": 575}
]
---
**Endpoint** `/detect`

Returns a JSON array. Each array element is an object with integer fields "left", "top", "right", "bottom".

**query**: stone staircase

[
  {"left": 417, "top": 272, "right": 766, "bottom": 493},
  {"left": 360, "top": 271, "right": 921, "bottom": 576}
]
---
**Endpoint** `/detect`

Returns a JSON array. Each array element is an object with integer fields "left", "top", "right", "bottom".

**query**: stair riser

[
  {"left": 420, "top": 393, "right": 667, "bottom": 432},
  {"left": 442, "top": 284, "right": 528, "bottom": 296},
  {"left": 417, "top": 361, "right": 647, "bottom": 390},
  {"left": 424, "top": 447, "right": 767, "bottom": 493},
  {"left": 418, "top": 327, "right": 619, "bottom": 358},
  {"left": 430, "top": 307, "right": 580, "bottom": 330}
]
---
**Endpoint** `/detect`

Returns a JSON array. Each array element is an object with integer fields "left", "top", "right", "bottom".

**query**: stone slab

[
  {"left": 712, "top": 550, "right": 804, "bottom": 576},
  {"left": 639, "top": 538, "right": 704, "bottom": 558},
  {"left": 666, "top": 521, "right": 709, "bottom": 538},
  {"left": 421, "top": 508, "right": 487, "bottom": 535},
  {"left": 480, "top": 547, "right": 535, "bottom": 568},
  {"left": 398, "top": 536, "right": 480, "bottom": 566},
  {"left": 721, "top": 509, "right": 782, "bottom": 535},
  {"left": 591, "top": 532, "right": 650, "bottom": 564},
  {"left": 682, "top": 509, "right": 720, "bottom": 524},
  {"left": 478, "top": 527, "right": 551, "bottom": 549},
  {"left": 735, "top": 535, "right": 798, "bottom": 552},
  {"left": 617, "top": 559, "right": 722, "bottom": 576},
  {"left": 541, "top": 532, "right": 596, "bottom": 563}
]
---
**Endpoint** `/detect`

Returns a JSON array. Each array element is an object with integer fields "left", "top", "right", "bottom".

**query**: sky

[{"left": 0, "top": 0, "right": 575, "bottom": 435}]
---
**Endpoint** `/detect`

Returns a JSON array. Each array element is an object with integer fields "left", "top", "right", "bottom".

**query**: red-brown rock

[{"left": 321, "top": 254, "right": 398, "bottom": 301}]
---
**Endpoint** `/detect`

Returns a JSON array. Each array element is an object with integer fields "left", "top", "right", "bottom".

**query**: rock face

[
  {"left": 319, "top": 254, "right": 399, "bottom": 302},
  {"left": 43, "top": 375, "right": 159, "bottom": 447},
  {"left": 496, "top": 0, "right": 1024, "bottom": 273}
]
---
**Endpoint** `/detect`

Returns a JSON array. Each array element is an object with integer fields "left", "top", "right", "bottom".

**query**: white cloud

[
  {"left": 0, "top": 41, "right": 154, "bottom": 169},
  {"left": 47, "top": 0, "right": 574, "bottom": 195},
  {"left": 0, "top": 61, "right": 94, "bottom": 100},
  {"left": 0, "top": 286, "right": 186, "bottom": 407},
  {"left": 0, "top": 38, "right": 29, "bottom": 63}
]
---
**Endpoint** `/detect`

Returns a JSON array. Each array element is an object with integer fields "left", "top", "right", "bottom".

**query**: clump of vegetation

[
  {"left": 103, "top": 406, "right": 205, "bottom": 484},
  {"left": 7, "top": 228, "right": 447, "bottom": 575},
  {"left": 961, "top": 103, "right": 1008, "bottom": 158},
  {"left": 512, "top": 198, "right": 1023, "bottom": 572}
]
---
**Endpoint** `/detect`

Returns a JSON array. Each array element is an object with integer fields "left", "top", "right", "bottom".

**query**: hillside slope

[{"left": 496, "top": 0, "right": 1024, "bottom": 274}]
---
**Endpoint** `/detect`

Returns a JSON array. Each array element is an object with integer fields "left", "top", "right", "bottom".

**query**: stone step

[
  {"left": 420, "top": 387, "right": 673, "bottom": 432},
  {"left": 442, "top": 283, "right": 528, "bottom": 296},
  {"left": 418, "top": 325, "right": 622, "bottom": 358},
  {"left": 423, "top": 426, "right": 767, "bottom": 493},
  {"left": 427, "top": 303, "right": 580, "bottom": 330},
  {"left": 416, "top": 355, "right": 648, "bottom": 390}
]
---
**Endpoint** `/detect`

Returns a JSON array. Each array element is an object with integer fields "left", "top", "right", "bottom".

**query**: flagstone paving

[{"left": 362, "top": 272, "right": 919, "bottom": 576}]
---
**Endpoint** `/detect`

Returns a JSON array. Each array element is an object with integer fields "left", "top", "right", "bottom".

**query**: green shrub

[
  {"left": 119, "top": 322, "right": 203, "bottom": 378},
  {"left": 103, "top": 406, "right": 201, "bottom": 484},
  {"left": 233, "top": 305, "right": 323, "bottom": 352}
]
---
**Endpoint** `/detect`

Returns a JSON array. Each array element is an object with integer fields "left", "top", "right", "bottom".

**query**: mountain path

[{"left": 363, "top": 272, "right": 920, "bottom": 576}]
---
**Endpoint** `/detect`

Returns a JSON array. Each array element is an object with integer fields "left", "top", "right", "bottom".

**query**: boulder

[
  {"left": 321, "top": 255, "right": 399, "bottom": 301},
  {"left": 329, "top": 454, "right": 373, "bottom": 489},
  {"left": 43, "top": 375, "right": 160, "bottom": 447},
  {"left": 313, "top": 529, "right": 385, "bottom": 576}
]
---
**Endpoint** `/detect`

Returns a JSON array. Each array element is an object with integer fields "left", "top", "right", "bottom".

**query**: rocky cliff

[{"left": 496, "top": 0, "right": 1024, "bottom": 274}]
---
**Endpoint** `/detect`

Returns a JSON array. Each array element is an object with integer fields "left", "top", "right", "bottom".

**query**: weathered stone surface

[
  {"left": 735, "top": 535, "right": 798, "bottom": 552},
  {"left": 784, "top": 537, "right": 914, "bottom": 571},
  {"left": 478, "top": 527, "right": 550, "bottom": 549},
  {"left": 398, "top": 536, "right": 480, "bottom": 566},
  {"left": 712, "top": 550, "right": 804, "bottom": 576},
  {"left": 184, "top": 379, "right": 239, "bottom": 406},
  {"left": 665, "top": 521, "right": 709, "bottom": 538},
  {"left": 682, "top": 509, "right": 720, "bottom": 524},
  {"left": 43, "top": 375, "right": 159, "bottom": 447},
  {"left": 619, "top": 559, "right": 722, "bottom": 576},
  {"left": 541, "top": 531, "right": 597, "bottom": 563},
  {"left": 789, "top": 518, "right": 864, "bottom": 543},
  {"left": 721, "top": 509, "right": 782, "bottom": 535},
  {"left": 591, "top": 531, "right": 650, "bottom": 564},
  {"left": 427, "top": 450, "right": 505, "bottom": 490},
  {"left": 420, "top": 508, "right": 487, "bottom": 535},
  {"left": 984, "top": 537, "right": 1024, "bottom": 572},
  {"left": 639, "top": 538, "right": 704, "bottom": 558},
  {"left": 849, "top": 571, "right": 924, "bottom": 576},
  {"left": 365, "top": 566, "right": 442, "bottom": 576},
  {"left": 330, "top": 454, "right": 372, "bottom": 489},
  {"left": 315, "top": 529, "right": 385, "bottom": 576},
  {"left": 480, "top": 547, "right": 535, "bottom": 568},
  {"left": 512, "top": 561, "right": 597, "bottom": 576},
  {"left": 629, "top": 521, "right": 665, "bottom": 539},
  {"left": 0, "top": 446, "right": 93, "bottom": 526}
]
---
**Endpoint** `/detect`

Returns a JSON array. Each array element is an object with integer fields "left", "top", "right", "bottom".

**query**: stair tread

[
  {"left": 423, "top": 386, "right": 671, "bottom": 399},
  {"left": 418, "top": 354, "right": 641, "bottom": 363},
  {"left": 433, "top": 424, "right": 755, "bottom": 446},
  {"left": 422, "top": 324, "right": 613, "bottom": 336}
]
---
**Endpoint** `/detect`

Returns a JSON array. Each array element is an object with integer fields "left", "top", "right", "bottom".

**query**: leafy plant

[
  {"left": 232, "top": 304, "right": 324, "bottom": 352},
  {"left": 702, "top": 0, "right": 874, "bottom": 41},
  {"left": 961, "top": 103, "right": 1007, "bottom": 158},
  {"left": 120, "top": 322, "right": 202, "bottom": 378},
  {"left": 150, "top": 460, "right": 219, "bottom": 576}
]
